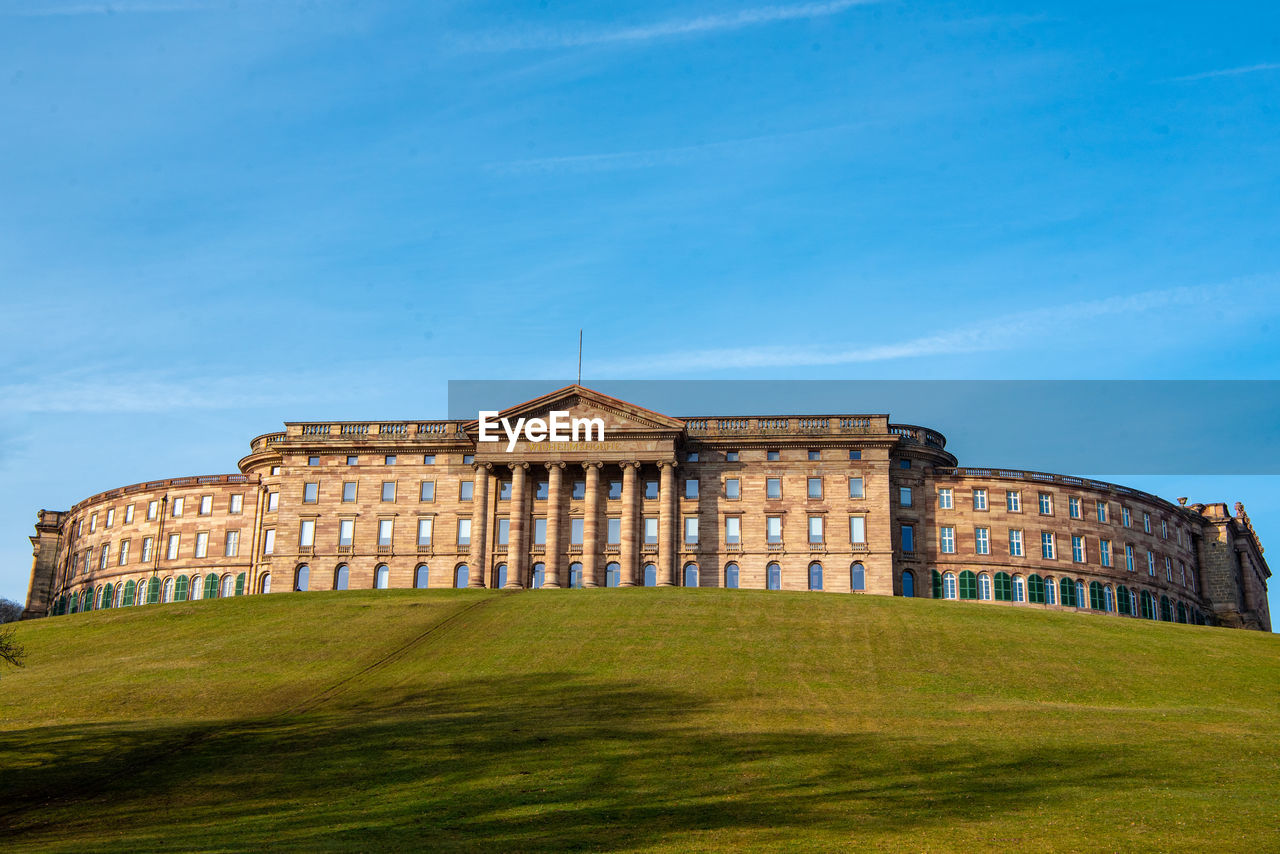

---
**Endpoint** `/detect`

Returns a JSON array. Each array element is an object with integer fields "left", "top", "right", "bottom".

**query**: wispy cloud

[
  {"left": 0, "top": 370, "right": 310, "bottom": 413},
  {"left": 1167, "top": 62, "right": 1280, "bottom": 83},
  {"left": 590, "top": 282, "right": 1246, "bottom": 375},
  {"left": 454, "top": 0, "right": 882, "bottom": 53},
  {"left": 2, "top": 1, "right": 211, "bottom": 15}
]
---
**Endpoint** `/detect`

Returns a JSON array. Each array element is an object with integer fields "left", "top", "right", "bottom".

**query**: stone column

[
  {"left": 507, "top": 462, "right": 528, "bottom": 588},
  {"left": 468, "top": 463, "right": 491, "bottom": 588},
  {"left": 583, "top": 462, "right": 602, "bottom": 587},
  {"left": 620, "top": 462, "right": 639, "bottom": 586},
  {"left": 658, "top": 461, "right": 677, "bottom": 586},
  {"left": 544, "top": 462, "right": 564, "bottom": 588}
]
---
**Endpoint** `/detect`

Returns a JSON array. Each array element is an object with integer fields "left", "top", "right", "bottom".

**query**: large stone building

[{"left": 22, "top": 386, "right": 1272, "bottom": 631}]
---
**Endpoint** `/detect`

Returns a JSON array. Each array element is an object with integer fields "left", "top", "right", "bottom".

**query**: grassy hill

[{"left": 1, "top": 589, "right": 1277, "bottom": 852}]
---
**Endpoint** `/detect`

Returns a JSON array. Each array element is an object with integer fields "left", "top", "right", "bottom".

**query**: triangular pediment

[{"left": 461, "top": 385, "right": 684, "bottom": 434}]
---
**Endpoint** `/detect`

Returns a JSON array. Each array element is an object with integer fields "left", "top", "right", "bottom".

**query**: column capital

[
  {"left": 658, "top": 460, "right": 679, "bottom": 471},
  {"left": 509, "top": 461, "right": 530, "bottom": 472},
  {"left": 472, "top": 462, "right": 492, "bottom": 473},
  {"left": 622, "top": 461, "right": 642, "bottom": 472},
  {"left": 544, "top": 461, "right": 567, "bottom": 471},
  {"left": 583, "top": 461, "right": 604, "bottom": 471}
]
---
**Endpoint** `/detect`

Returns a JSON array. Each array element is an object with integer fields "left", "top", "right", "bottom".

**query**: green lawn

[{"left": 1, "top": 590, "right": 1277, "bottom": 852}]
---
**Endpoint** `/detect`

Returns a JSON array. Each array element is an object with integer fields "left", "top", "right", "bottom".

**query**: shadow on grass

[{"left": 0, "top": 673, "right": 1166, "bottom": 851}]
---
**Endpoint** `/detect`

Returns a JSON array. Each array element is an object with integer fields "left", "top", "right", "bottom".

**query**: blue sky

[{"left": 1, "top": 0, "right": 1278, "bottom": 622}]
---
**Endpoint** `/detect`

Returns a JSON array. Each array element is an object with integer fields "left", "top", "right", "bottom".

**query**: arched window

[
  {"left": 850, "top": 562, "right": 865, "bottom": 592},
  {"left": 102, "top": 583, "right": 113, "bottom": 609},
  {"left": 204, "top": 574, "right": 218, "bottom": 600},
  {"left": 1116, "top": 584, "right": 1130, "bottom": 615},
  {"left": 1045, "top": 577, "right": 1057, "bottom": 605},
  {"left": 958, "top": 570, "right": 977, "bottom": 600},
  {"left": 163, "top": 577, "right": 174, "bottom": 604},
  {"left": 683, "top": 563, "right": 699, "bottom": 588},
  {"left": 943, "top": 572, "right": 957, "bottom": 599},
  {"left": 978, "top": 573, "right": 992, "bottom": 601},
  {"left": 808, "top": 562, "right": 823, "bottom": 591},
  {"left": 175, "top": 575, "right": 189, "bottom": 602},
  {"left": 994, "top": 572, "right": 1012, "bottom": 602},
  {"left": 1160, "top": 595, "right": 1172, "bottom": 622},
  {"left": 901, "top": 570, "right": 915, "bottom": 598},
  {"left": 1089, "top": 581, "right": 1104, "bottom": 611},
  {"left": 1059, "top": 576, "right": 1075, "bottom": 608},
  {"left": 220, "top": 574, "right": 235, "bottom": 599},
  {"left": 191, "top": 574, "right": 203, "bottom": 600},
  {"left": 69, "top": 592, "right": 78, "bottom": 614},
  {"left": 931, "top": 569, "right": 943, "bottom": 598},
  {"left": 415, "top": 564, "right": 430, "bottom": 589},
  {"left": 259, "top": 573, "right": 272, "bottom": 594},
  {"left": 766, "top": 562, "right": 781, "bottom": 590},
  {"left": 295, "top": 565, "right": 310, "bottom": 592},
  {"left": 1075, "top": 580, "right": 1086, "bottom": 608},
  {"left": 1176, "top": 602, "right": 1187, "bottom": 624},
  {"left": 643, "top": 563, "right": 657, "bottom": 587},
  {"left": 569, "top": 562, "right": 583, "bottom": 589},
  {"left": 531, "top": 562, "right": 545, "bottom": 588},
  {"left": 496, "top": 563, "right": 508, "bottom": 589},
  {"left": 725, "top": 563, "right": 739, "bottom": 589},
  {"left": 1140, "top": 590, "right": 1155, "bottom": 620},
  {"left": 606, "top": 562, "right": 621, "bottom": 588},
  {"left": 335, "top": 564, "right": 350, "bottom": 591},
  {"left": 112, "top": 584, "right": 123, "bottom": 608},
  {"left": 1027, "top": 574, "right": 1044, "bottom": 604},
  {"left": 1129, "top": 588, "right": 1138, "bottom": 617},
  {"left": 123, "top": 580, "right": 136, "bottom": 606},
  {"left": 147, "top": 576, "right": 161, "bottom": 605},
  {"left": 1104, "top": 585, "right": 1115, "bottom": 613},
  {"left": 454, "top": 564, "right": 469, "bottom": 589},
  {"left": 375, "top": 564, "right": 390, "bottom": 589},
  {"left": 1013, "top": 575, "right": 1025, "bottom": 603}
]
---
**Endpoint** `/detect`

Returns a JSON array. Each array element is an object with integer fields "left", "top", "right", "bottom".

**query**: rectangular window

[
  {"left": 303, "top": 483, "right": 319, "bottom": 503},
  {"left": 194, "top": 532, "right": 208, "bottom": 558},
  {"left": 1125, "top": 544, "right": 1135, "bottom": 571},
  {"left": 229, "top": 494, "right": 242, "bottom": 515},
  {"left": 457, "top": 519, "right": 471, "bottom": 546},
  {"left": 572, "top": 480, "right": 586, "bottom": 500},
  {"left": 342, "top": 482, "right": 357, "bottom": 502},
  {"left": 462, "top": 454, "right": 474, "bottom": 464},
  {"left": 105, "top": 508, "right": 115, "bottom": 528},
  {"left": 687, "top": 452, "right": 699, "bottom": 462},
  {"left": 850, "top": 516, "right": 866, "bottom": 544},
  {"left": 533, "top": 518, "right": 546, "bottom": 545},
  {"left": 299, "top": 520, "right": 315, "bottom": 548},
  {"left": 1006, "top": 491, "right": 1021, "bottom": 512},
  {"left": 975, "top": 527, "right": 990, "bottom": 555},
  {"left": 460, "top": 481, "right": 474, "bottom": 501},
  {"left": 1069, "top": 497, "right": 1081, "bottom": 519},
  {"left": 849, "top": 477, "right": 865, "bottom": 499},
  {"left": 339, "top": 519, "right": 354, "bottom": 547},
  {"left": 148, "top": 500, "right": 158, "bottom": 521},
  {"left": 900, "top": 487, "right": 912, "bottom": 508},
  {"left": 420, "top": 481, "right": 435, "bottom": 502},
  {"left": 606, "top": 480, "right": 622, "bottom": 500},
  {"left": 684, "top": 479, "right": 698, "bottom": 499},
  {"left": 972, "top": 489, "right": 987, "bottom": 511},
  {"left": 534, "top": 480, "right": 548, "bottom": 500},
  {"left": 308, "top": 455, "right": 320, "bottom": 466},
  {"left": 808, "top": 450, "right": 820, "bottom": 461},
  {"left": 263, "top": 529, "right": 275, "bottom": 555},
  {"left": 418, "top": 518, "right": 433, "bottom": 546},
  {"left": 725, "top": 517, "right": 740, "bottom": 544},
  {"left": 1147, "top": 550, "right": 1155, "bottom": 576},
  {"left": 124, "top": 504, "right": 135, "bottom": 524},
  {"left": 644, "top": 480, "right": 658, "bottom": 500},
  {"left": 726, "top": 451, "right": 739, "bottom": 462},
  {"left": 1009, "top": 529, "right": 1024, "bottom": 557},
  {"left": 1161, "top": 519, "right": 1168, "bottom": 539},
  {"left": 901, "top": 525, "right": 915, "bottom": 553},
  {"left": 347, "top": 455, "right": 359, "bottom": 466},
  {"left": 607, "top": 517, "right": 621, "bottom": 545},
  {"left": 644, "top": 517, "right": 658, "bottom": 545},
  {"left": 1096, "top": 501, "right": 1107, "bottom": 523},
  {"left": 423, "top": 454, "right": 435, "bottom": 465},
  {"left": 766, "top": 478, "right": 782, "bottom": 499},
  {"left": 271, "top": 466, "right": 280, "bottom": 476},
  {"left": 940, "top": 526, "right": 956, "bottom": 554},
  {"left": 99, "top": 544, "right": 110, "bottom": 569},
  {"left": 141, "top": 537, "right": 153, "bottom": 562},
  {"left": 172, "top": 498, "right": 183, "bottom": 517},
  {"left": 725, "top": 478, "right": 740, "bottom": 500},
  {"left": 767, "top": 516, "right": 783, "bottom": 543},
  {"left": 1038, "top": 493, "right": 1052, "bottom": 515},
  {"left": 199, "top": 495, "right": 212, "bottom": 516},
  {"left": 900, "top": 459, "right": 911, "bottom": 469},
  {"left": 1072, "top": 535, "right": 1085, "bottom": 563},
  {"left": 808, "top": 516, "right": 824, "bottom": 544},
  {"left": 1100, "top": 539, "right": 1111, "bottom": 567},
  {"left": 497, "top": 518, "right": 510, "bottom": 546},
  {"left": 938, "top": 487, "right": 952, "bottom": 509},
  {"left": 570, "top": 518, "right": 584, "bottom": 545},
  {"left": 498, "top": 480, "right": 512, "bottom": 500},
  {"left": 767, "top": 450, "right": 780, "bottom": 461},
  {"left": 385, "top": 455, "right": 396, "bottom": 466},
  {"left": 1143, "top": 512, "right": 1151, "bottom": 534},
  {"left": 380, "top": 481, "right": 396, "bottom": 502},
  {"left": 684, "top": 517, "right": 699, "bottom": 544},
  {"left": 267, "top": 492, "right": 279, "bottom": 512},
  {"left": 807, "top": 477, "right": 823, "bottom": 499},
  {"left": 849, "top": 450, "right": 862, "bottom": 460},
  {"left": 1165, "top": 555, "right": 1173, "bottom": 580},
  {"left": 166, "top": 533, "right": 180, "bottom": 560},
  {"left": 119, "top": 540, "right": 130, "bottom": 565},
  {"left": 1041, "top": 532, "right": 1055, "bottom": 559},
  {"left": 225, "top": 530, "right": 239, "bottom": 557},
  {"left": 1122, "top": 506, "right": 1131, "bottom": 527},
  {"left": 378, "top": 519, "right": 393, "bottom": 547}
]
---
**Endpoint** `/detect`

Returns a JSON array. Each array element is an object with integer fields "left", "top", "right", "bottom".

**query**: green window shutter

[
  {"left": 146, "top": 577, "right": 160, "bottom": 605},
  {"left": 123, "top": 580, "right": 135, "bottom": 606},
  {"left": 235, "top": 573, "right": 246, "bottom": 596},
  {"left": 931, "top": 570, "right": 943, "bottom": 599},
  {"left": 175, "top": 575, "right": 188, "bottom": 602},
  {"left": 1027, "top": 575, "right": 1043, "bottom": 604},
  {"left": 1059, "top": 577, "right": 1072, "bottom": 607},
  {"left": 994, "top": 572, "right": 1011, "bottom": 602},
  {"left": 102, "top": 583, "right": 113, "bottom": 608},
  {"left": 959, "top": 571, "right": 976, "bottom": 600},
  {"left": 205, "top": 574, "right": 218, "bottom": 599},
  {"left": 1117, "top": 586, "right": 1129, "bottom": 615}
]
